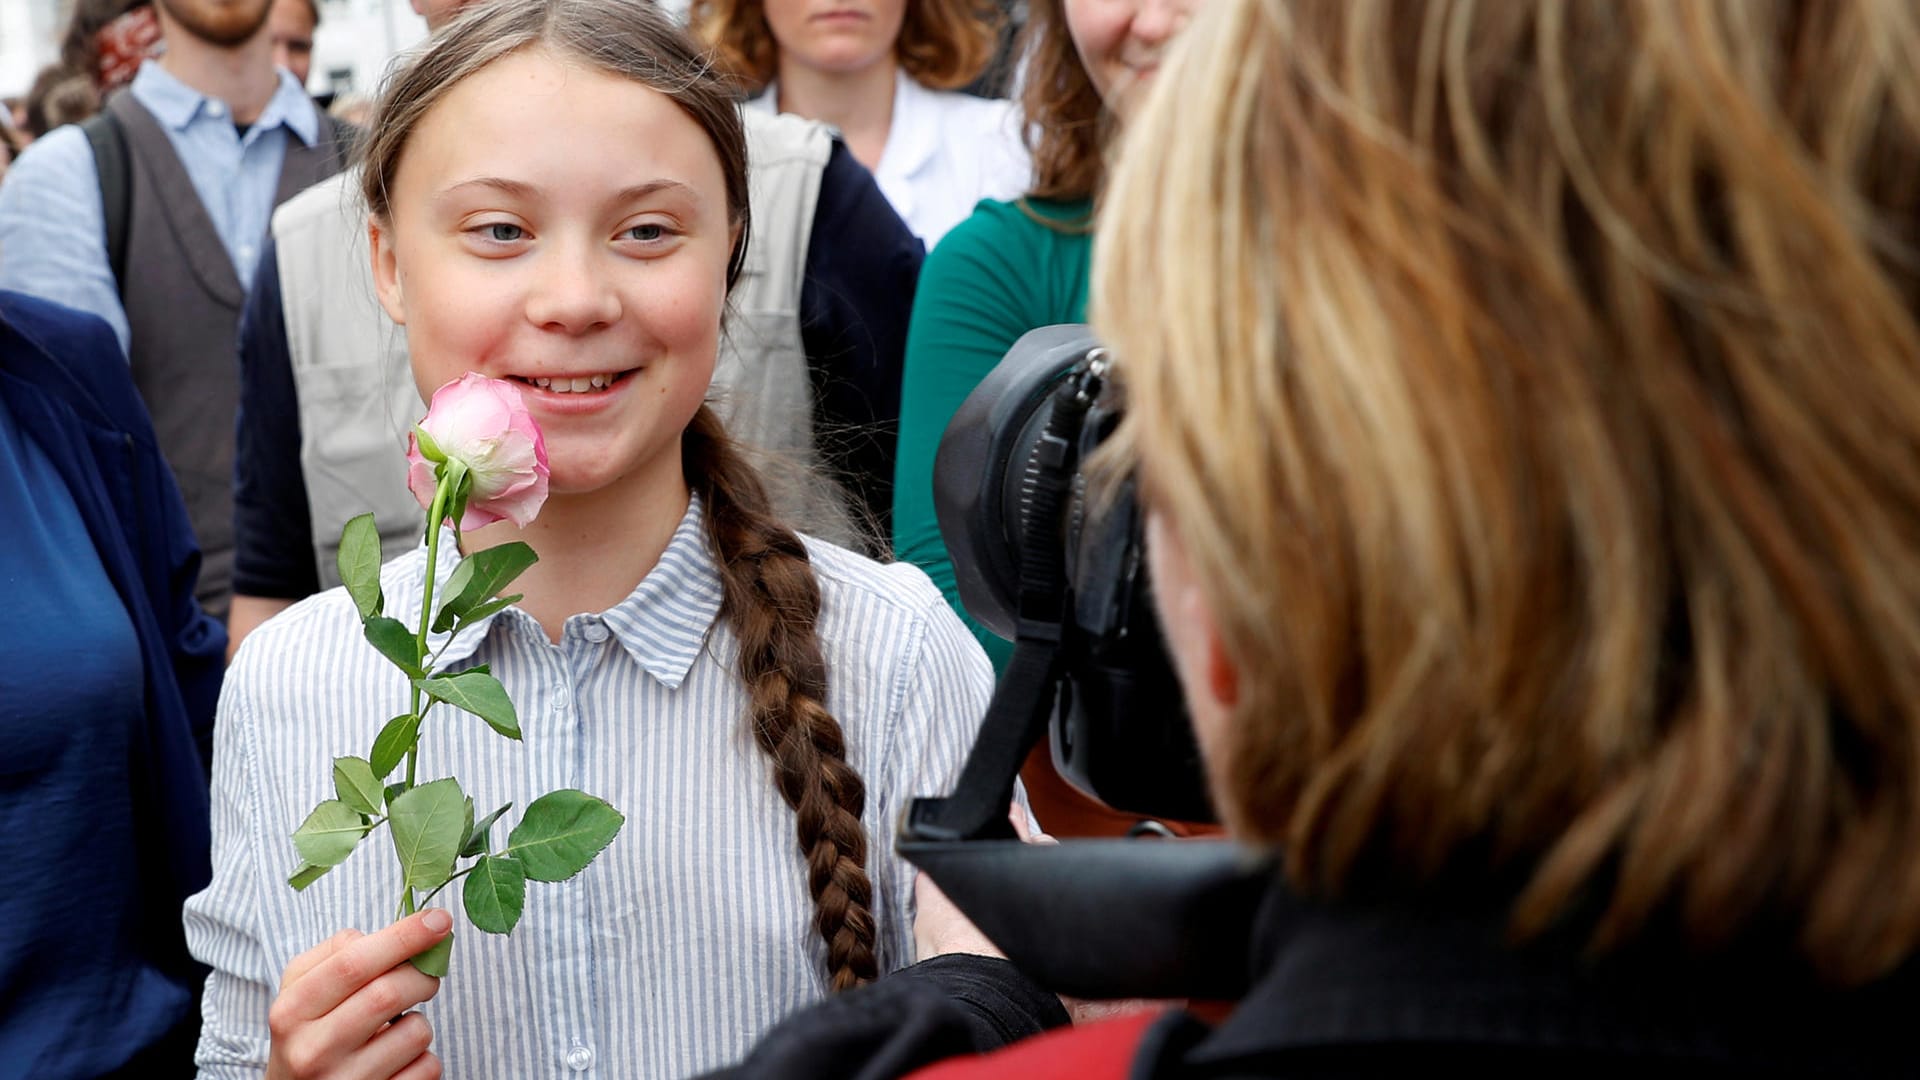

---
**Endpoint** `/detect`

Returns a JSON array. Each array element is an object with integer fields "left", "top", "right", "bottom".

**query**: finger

[
  {"left": 330, "top": 964, "right": 443, "bottom": 1041},
  {"left": 281, "top": 910, "right": 453, "bottom": 1023},
  {"left": 1008, "top": 804, "right": 1056, "bottom": 845},
  {"left": 390, "top": 1050, "right": 444, "bottom": 1080},
  {"left": 340, "top": 1010, "right": 440, "bottom": 1080},
  {"left": 280, "top": 928, "right": 365, "bottom": 993}
]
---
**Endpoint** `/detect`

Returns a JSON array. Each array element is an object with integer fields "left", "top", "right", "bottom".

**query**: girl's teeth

[{"left": 527, "top": 374, "right": 615, "bottom": 393}]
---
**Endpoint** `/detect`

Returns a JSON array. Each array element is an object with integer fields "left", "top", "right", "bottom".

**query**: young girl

[{"left": 182, "top": 2, "right": 996, "bottom": 1076}]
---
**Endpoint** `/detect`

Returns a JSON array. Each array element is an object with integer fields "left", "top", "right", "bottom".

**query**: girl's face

[
  {"left": 763, "top": 0, "right": 907, "bottom": 78},
  {"left": 1065, "top": 0, "right": 1201, "bottom": 120},
  {"left": 372, "top": 46, "right": 736, "bottom": 505}
]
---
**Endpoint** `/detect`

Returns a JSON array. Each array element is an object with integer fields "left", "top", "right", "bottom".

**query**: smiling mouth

[{"left": 509, "top": 369, "right": 636, "bottom": 395}]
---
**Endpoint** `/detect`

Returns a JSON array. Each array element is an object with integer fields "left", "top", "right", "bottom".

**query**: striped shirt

[{"left": 184, "top": 498, "right": 998, "bottom": 1078}]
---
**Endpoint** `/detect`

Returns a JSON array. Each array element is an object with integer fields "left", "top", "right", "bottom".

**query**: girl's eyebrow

[{"left": 436, "top": 176, "right": 703, "bottom": 205}]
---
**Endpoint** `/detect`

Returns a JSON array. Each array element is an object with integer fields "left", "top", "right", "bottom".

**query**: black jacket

[{"left": 715, "top": 871, "right": 1920, "bottom": 1078}]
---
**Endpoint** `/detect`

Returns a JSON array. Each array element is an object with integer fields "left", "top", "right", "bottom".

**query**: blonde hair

[
  {"left": 688, "top": 0, "right": 1001, "bottom": 95},
  {"left": 1098, "top": 0, "right": 1920, "bottom": 985}
]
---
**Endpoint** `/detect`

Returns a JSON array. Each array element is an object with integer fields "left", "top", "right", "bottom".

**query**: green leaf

[
  {"left": 388, "top": 778, "right": 468, "bottom": 890},
  {"left": 432, "top": 543, "right": 538, "bottom": 633},
  {"left": 462, "top": 855, "right": 526, "bottom": 934},
  {"left": 410, "top": 930, "right": 453, "bottom": 978},
  {"left": 413, "top": 424, "right": 446, "bottom": 464},
  {"left": 363, "top": 616, "right": 425, "bottom": 679},
  {"left": 462, "top": 802, "right": 513, "bottom": 858},
  {"left": 369, "top": 713, "right": 421, "bottom": 780},
  {"left": 507, "top": 790, "right": 625, "bottom": 883},
  {"left": 444, "top": 594, "right": 520, "bottom": 635},
  {"left": 287, "top": 862, "right": 331, "bottom": 891},
  {"left": 414, "top": 671, "right": 521, "bottom": 740},
  {"left": 292, "top": 800, "right": 370, "bottom": 868},
  {"left": 384, "top": 780, "right": 411, "bottom": 808},
  {"left": 337, "top": 514, "right": 384, "bottom": 621},
  {"left": 332, "top": 756, "right": 383, "bottom": 816}
]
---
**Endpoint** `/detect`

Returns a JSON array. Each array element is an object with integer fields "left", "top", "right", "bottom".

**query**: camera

[
  {"left": 897, "top": 327, "right": 1266, "bottom": 1000},
  {"left": 930, "top": 324, "right": 1211, "bottom": 825}
]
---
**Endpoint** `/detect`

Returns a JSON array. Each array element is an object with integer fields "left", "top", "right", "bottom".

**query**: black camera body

[
  {"left": 930, "top": 325, "right": 1211, "bottom": 824},
  {"left": 897, "top": 327, "right": 1266, "bottom": 1001}
]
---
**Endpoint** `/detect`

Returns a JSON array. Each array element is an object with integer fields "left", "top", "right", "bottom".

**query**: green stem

[
  {"left": 419, "top": 862, "right": 482, "bottom": 909},
  {"left": 407, "top": 478, "right": 454, "bottom": 789}
]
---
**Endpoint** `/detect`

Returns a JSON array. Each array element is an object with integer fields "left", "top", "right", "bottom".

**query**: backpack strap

[{"left": 81, "top": 109, "right": 132, "bottom": 299}]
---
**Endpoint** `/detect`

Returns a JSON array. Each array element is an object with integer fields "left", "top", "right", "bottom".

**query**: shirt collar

[
  {"left": 424, "top": 495, "right": 724, "bottom": 689},
  {"left": 878, "top": 69, "right": 939, "bottom": 182},
  {"left": 130, "top": 60, "right": 319, "bottom": 144}
]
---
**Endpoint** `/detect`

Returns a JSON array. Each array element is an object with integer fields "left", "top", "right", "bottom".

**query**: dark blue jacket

[{"left": 0, "top": 290, "right": 224, "bottom": 979}]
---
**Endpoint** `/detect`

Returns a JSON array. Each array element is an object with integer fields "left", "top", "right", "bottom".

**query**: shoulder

[
  {"left": 803, "top": 539, "right": 993, "bottom": 684},
  {"left": 1, "top": 290, "right": 120, "bottom": 367},
  {"left": 934, "top": 198, "right": 1074, "bottom": 255},
  {"left": 272, "top": 169, "right": 364, "bottom": 238},
  {"left": 919, "top": 198, "right": 1064, "bottom": 288},
  {"left": 0, "top": 124, "right": 97, "bottom": 195},
  {"left": 804, "top": 538, "right": 954, "bottom": 619},
  {"left": 0, "top": 291, "right": 134, "bottom": 416},
  {"left": 742, "top": 107, "right": 833, "bottom": 166}
]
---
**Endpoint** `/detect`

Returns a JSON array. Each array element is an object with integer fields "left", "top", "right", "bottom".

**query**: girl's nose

[{"left": 525, "top": 240, "right": 622, "bottom": 334}]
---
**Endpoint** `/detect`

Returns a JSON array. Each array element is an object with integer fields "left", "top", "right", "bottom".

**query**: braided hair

[{"left": 686, "top": 406, "right": 878, "bottom": 990}]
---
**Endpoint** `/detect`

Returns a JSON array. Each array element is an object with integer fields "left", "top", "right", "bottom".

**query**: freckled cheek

[{"left": 406, "top": 285, "right": 520, "bottom": 391}]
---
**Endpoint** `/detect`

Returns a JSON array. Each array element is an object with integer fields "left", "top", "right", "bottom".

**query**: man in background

[{"left": 0, "top": 0, "right": 352, "bottom": 620}]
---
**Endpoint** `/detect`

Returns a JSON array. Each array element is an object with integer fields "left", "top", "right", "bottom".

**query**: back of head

[
  {"left": 24, "top": 64, "right": 100, "bottom": 137},
  {"left": 1099, "top": 0, "right": 1920, "bottom": 986}
]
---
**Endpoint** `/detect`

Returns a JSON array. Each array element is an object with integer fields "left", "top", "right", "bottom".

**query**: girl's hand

[{"left": 265, "top": 909, "right": 452, "bottom": 1080}]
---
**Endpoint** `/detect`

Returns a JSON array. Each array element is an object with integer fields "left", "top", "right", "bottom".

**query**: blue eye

[{"left": 486, "top": 223, "right": 524, "bottom": 242}]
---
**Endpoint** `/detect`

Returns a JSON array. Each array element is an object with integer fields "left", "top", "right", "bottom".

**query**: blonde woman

[{"left": 726, "top": 0, "right": 1920, "bottom": 1076}]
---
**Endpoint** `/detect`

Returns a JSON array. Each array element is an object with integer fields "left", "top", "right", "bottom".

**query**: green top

[{"left": 892, "top": 196, "right": 1094, "bottom": 670}]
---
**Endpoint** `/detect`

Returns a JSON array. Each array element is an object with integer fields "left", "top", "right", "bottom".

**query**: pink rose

[{"left": 406, "top": 373, "right": 550, "bottom": 529}]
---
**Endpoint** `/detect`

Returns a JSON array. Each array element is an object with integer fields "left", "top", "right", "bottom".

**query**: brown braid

[{"left": 684, "top": 406, "right": 879, "bottom": 991}]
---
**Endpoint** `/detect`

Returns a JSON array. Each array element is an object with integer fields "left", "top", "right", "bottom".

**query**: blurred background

[{"left": 1, "top": 0, "right": 694, "bottom": 102}]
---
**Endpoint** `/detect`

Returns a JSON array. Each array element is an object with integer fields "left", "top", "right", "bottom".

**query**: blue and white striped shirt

[{"left": 184, "top": 498, "right": 998, "bottom": 1078}]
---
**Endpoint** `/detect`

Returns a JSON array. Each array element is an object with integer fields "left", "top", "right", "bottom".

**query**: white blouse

[{"left": 749, "top": 68, "right": 1032, "bottom": 250}]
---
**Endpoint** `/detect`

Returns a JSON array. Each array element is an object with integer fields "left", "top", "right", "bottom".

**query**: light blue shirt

[
  {"left": 185, "top": 497, "right": 1008, "bottom": 1079},
  {"left": 0, "top": 62, "right": 318, "bottom": 356}
]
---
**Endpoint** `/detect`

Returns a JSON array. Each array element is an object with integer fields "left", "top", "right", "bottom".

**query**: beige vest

[{"left": 277, "top": 110, "right": 844, "bottom": 589}]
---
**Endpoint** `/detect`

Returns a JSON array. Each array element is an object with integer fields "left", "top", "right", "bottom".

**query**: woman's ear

[{"left": 369, "top": 218, "right": 408, "bottom": 325}]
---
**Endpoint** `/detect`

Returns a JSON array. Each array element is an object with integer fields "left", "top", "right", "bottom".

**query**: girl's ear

[{"left": 369, "top": 218, "right": 408, "bottom": 325}]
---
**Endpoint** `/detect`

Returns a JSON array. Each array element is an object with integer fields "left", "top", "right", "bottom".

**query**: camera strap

[{"left": 905, "top": 368, "right": 1100, "bottom": 842}]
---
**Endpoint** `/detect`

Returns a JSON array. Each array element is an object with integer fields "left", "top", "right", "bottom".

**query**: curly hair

[{"left": 688, "top": 0, "right": 1002, "bottom": 95}]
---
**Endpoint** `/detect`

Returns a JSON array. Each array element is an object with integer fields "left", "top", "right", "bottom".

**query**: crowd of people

[{"left": 6, "top": 0, "right": 1920, "bottom": 1077}]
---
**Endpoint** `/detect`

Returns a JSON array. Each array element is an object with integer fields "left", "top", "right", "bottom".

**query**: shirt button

[
  {"left": 551, "top": 685, "right": 570, "bottom": 710},
  {"left": 205, "top": 100, "right": 226, "bottom": 118},
  {"left": 566, "top": 1044, "right": 594, "bottom": 1071},
  {"left": 582, "top": 620, "right": 609, "bottom": 644}
]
